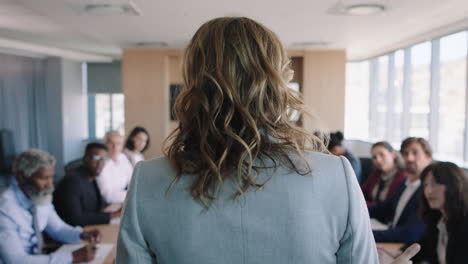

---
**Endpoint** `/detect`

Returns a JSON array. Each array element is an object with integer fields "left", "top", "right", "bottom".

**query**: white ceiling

[{"left": 1, "top": 0, "right": 468, "bottom": 61}]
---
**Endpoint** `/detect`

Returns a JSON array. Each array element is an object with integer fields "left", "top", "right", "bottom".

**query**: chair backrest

[
  {"left": 343, "top": 139, "right": 373, "bottom": 158},
  {"left": 0, "top": 129, "right": 16, "bottom": 173},
  {"left": 359, "top": 157, "right": 375, "bottom": 184}
]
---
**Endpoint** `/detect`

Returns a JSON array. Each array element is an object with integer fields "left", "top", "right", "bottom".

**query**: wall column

[{"left": 302, "top": 50, "right": 346, "bottom": 133}]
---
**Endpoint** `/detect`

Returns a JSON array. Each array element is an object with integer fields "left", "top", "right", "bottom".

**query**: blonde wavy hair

[{"left": 165, "top": 17, "right": 326, "bottom": 206}]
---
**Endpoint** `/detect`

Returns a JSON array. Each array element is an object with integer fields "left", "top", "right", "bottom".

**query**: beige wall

[
  {"left": 122, "top": 49, "right": 346, "bottom": 159},
  {"left": 302, "top": 50, "right": 346, "bottom": 133},
  {"left": 169, "top": 55, "right": 183, "bottom": 83},
  {"left": 123, "top": 50, "right": 174, "bottom": 159}
]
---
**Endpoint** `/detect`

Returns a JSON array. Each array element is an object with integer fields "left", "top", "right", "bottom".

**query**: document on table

[
  {"left": 370, "top": 218, "right": 389, "bottom": 231},
  {"left": 55, "top": 243, "right": 113, "bottom": 264},
  {"left": 110, "top": 217, "right": 121, "bottom": 225}
]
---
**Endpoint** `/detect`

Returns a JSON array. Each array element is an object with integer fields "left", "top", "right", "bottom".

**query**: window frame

[{"left": 346, "top": 29, "right": 468, "bottom": 166}]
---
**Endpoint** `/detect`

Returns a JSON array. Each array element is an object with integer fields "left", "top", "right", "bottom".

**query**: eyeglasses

[{"left": 89, "top": 155, "right": 109, "bottom": 162}]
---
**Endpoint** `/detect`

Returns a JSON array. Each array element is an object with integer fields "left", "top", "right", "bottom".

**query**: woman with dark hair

[
  {"left": 361, "top": 141, "right": 410, "bottom": 205},
  {"left": 328, "top": 131, "right": 362, "bottom": 182},
  {"left": 411, "top": 162, "right": 468, "bottom": 263},
  {"left": 123, "top": 126, "right": 150, "bottom": 167},
  {"left": 117, "top": 17, "right": 379, "bottom": 263}
]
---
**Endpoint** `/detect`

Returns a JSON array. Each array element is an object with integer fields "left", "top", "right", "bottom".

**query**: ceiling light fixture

[
  {"left": 327, "top": 2, "right": 386, "bottom": 16},
  {"left": 345, "top": 4, "right": 385, "bottom": 15},
  {"left": 83, "top": 2, "right": 142, "bottom": 16}
]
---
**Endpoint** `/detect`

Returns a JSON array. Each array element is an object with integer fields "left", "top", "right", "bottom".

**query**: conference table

[
  {"left": 377, "top": 242, "right": 404, "bottom": 253},
  {"left": 85, "top": 224, "right": 119, "bottom": 264},
  {"left": 85, "top": 224, "right": 404, "bottom": 263}
]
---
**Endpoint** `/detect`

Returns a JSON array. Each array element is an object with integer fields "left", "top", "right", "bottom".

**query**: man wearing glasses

[{"left": 54, "top": 143, "right": 121, "bottom": 226}]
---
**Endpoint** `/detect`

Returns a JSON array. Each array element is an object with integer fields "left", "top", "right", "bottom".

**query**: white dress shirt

[
  {"left": 437, "top": 218, "right": 448, "bottom": 264},
  {"left": 96, "top": 153, "right": 134, "bottom": 204},
  {"left": 0, "top": 179, "right": 82, "bottom": 264},
  {"left": 392, "top": 179, "right": 421, "bottom": 227}
]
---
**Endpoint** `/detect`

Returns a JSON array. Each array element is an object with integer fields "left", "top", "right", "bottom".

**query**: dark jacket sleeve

[
  {"left": 446, "top": 221, "right": 468, "bottom": 264},
  {"left": 368, "top": 189, "right": 399, "bottom": 223},
  {"left": 371, "top": 186, "right": 424, "bottom": 243},
  {"left": 372, "top": 211, "right": 425, "bottom": 243},
  {"left": 368, "top": 182, "right": 408, "bottom": 222},
  {"left": 408, "top": 224, "right": 438, "bottom": 264},
  {"left": 54, "top": 177, "right": 110, "bottom": 226}
]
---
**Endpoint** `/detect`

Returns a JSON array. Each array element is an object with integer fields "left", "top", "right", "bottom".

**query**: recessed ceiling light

[
  {"left": 345, "top": 4, "right": 385, "bottom": 15},
  {"left": 123, "top": 41, "right": 169, "bottom": 49},
  {"left": 83, "top": 2, "right": 142, "bottom": 16},
  {"left": 327, "top": 2, "right": 386, "bottom": 16}
]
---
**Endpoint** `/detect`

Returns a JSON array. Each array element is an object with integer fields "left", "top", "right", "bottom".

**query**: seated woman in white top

[
  {"left": 123, "top": 126, "right": 150, "bottom": 167},
  {"left": 117, "top": 17, "right": 390, "bottom": 264}
]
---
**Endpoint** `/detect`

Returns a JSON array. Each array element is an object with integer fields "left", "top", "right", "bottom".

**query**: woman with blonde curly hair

[{"left": 117, "top": 17, "right": 379, "bottom": 263}]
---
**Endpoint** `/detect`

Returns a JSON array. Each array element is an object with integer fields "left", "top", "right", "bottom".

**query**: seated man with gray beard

[{"left": 0, "top": 149, "right": 101, "bottom": 264}]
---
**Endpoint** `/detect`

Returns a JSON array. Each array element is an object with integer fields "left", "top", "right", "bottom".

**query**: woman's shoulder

[
  {"left": 123, "top": 148, "right": 139, "bottom": 159},
  {"left": 301, "top": 150, "right": 354, "bottom": 179},
  {"left": 302, "top": 150, "right": 339, "bottom": 162},
  {"left": 135, "top": 152, "right": 348, "bottom": 175},
  {"left": 132, "top": 157, "right": 175, "bottom": 184},
  {"left": 135, "top": 156, "right": 173, "bottom": 174},
  {"left": 123, "top": 148, "right": 133, "bottom": 156}
]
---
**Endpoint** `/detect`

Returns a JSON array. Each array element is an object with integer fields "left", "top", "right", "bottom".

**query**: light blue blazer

[{"left": 117, "top": 151, "right": 378, "bottom": 263}]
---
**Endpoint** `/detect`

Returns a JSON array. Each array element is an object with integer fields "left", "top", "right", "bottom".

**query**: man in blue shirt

[{"left": 0, "top": 149, "right": 101, "bottom": 263}]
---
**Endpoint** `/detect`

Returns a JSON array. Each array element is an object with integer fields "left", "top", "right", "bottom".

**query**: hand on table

[
  {"left": 110, "top": 207, "right": 122, "bottom": 218},
  {"left": 72, "top": 243, "right": 96, "bottom": 263},
  {"left": 80, "top": 229, "right": 102, "bottom": 243}
]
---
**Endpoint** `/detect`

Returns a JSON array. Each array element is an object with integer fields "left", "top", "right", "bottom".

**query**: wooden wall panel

[
  {"left": 302, "top": 50, "right": 346, "bottom": 133},
  {"left": 122, "top": 49, "right": 170, "bottom": 159}
]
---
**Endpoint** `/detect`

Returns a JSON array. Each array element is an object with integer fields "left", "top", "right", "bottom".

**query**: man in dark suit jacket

[
  {"left": 369, "top": 137, "right": 433, "bottom": 243},
  {"left": 54, "top": 143, "right": 121, "bottom": 226}
]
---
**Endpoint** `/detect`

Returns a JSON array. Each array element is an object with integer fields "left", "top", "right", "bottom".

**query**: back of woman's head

[
  {"left": 420, "top": 162, "right": 468, "bottom": 229},
  {"left": 166, "top": 17, "right": 324, "bottom": 206},
  {"left": 327, "top": 131, "right": 344, "bottom": 151}
]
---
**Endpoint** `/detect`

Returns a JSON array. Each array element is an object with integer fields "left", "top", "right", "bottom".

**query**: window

[
  {"left": 89, "top": 94, "right": 125, "bottom": 139},
  {"left": 386, "top": 50, "right": 405, "bottom": 145},
  {"left": 369, "top": 56, "right": 389, "bottom": 140},
  {"left": 345, "top": 29, "right": 468, "bottom": 166},
  {"left": 377, "top": 56, "right": 389, "bottom": 140},
  {"left": 345, "top": 61, "right": 369, "bottom": 139},
  {"left": 409, "top": 42, "right": 431, "bottom": 138},
  {"left": 438, "top": 31, "right": 468, "bottom": 162}
]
